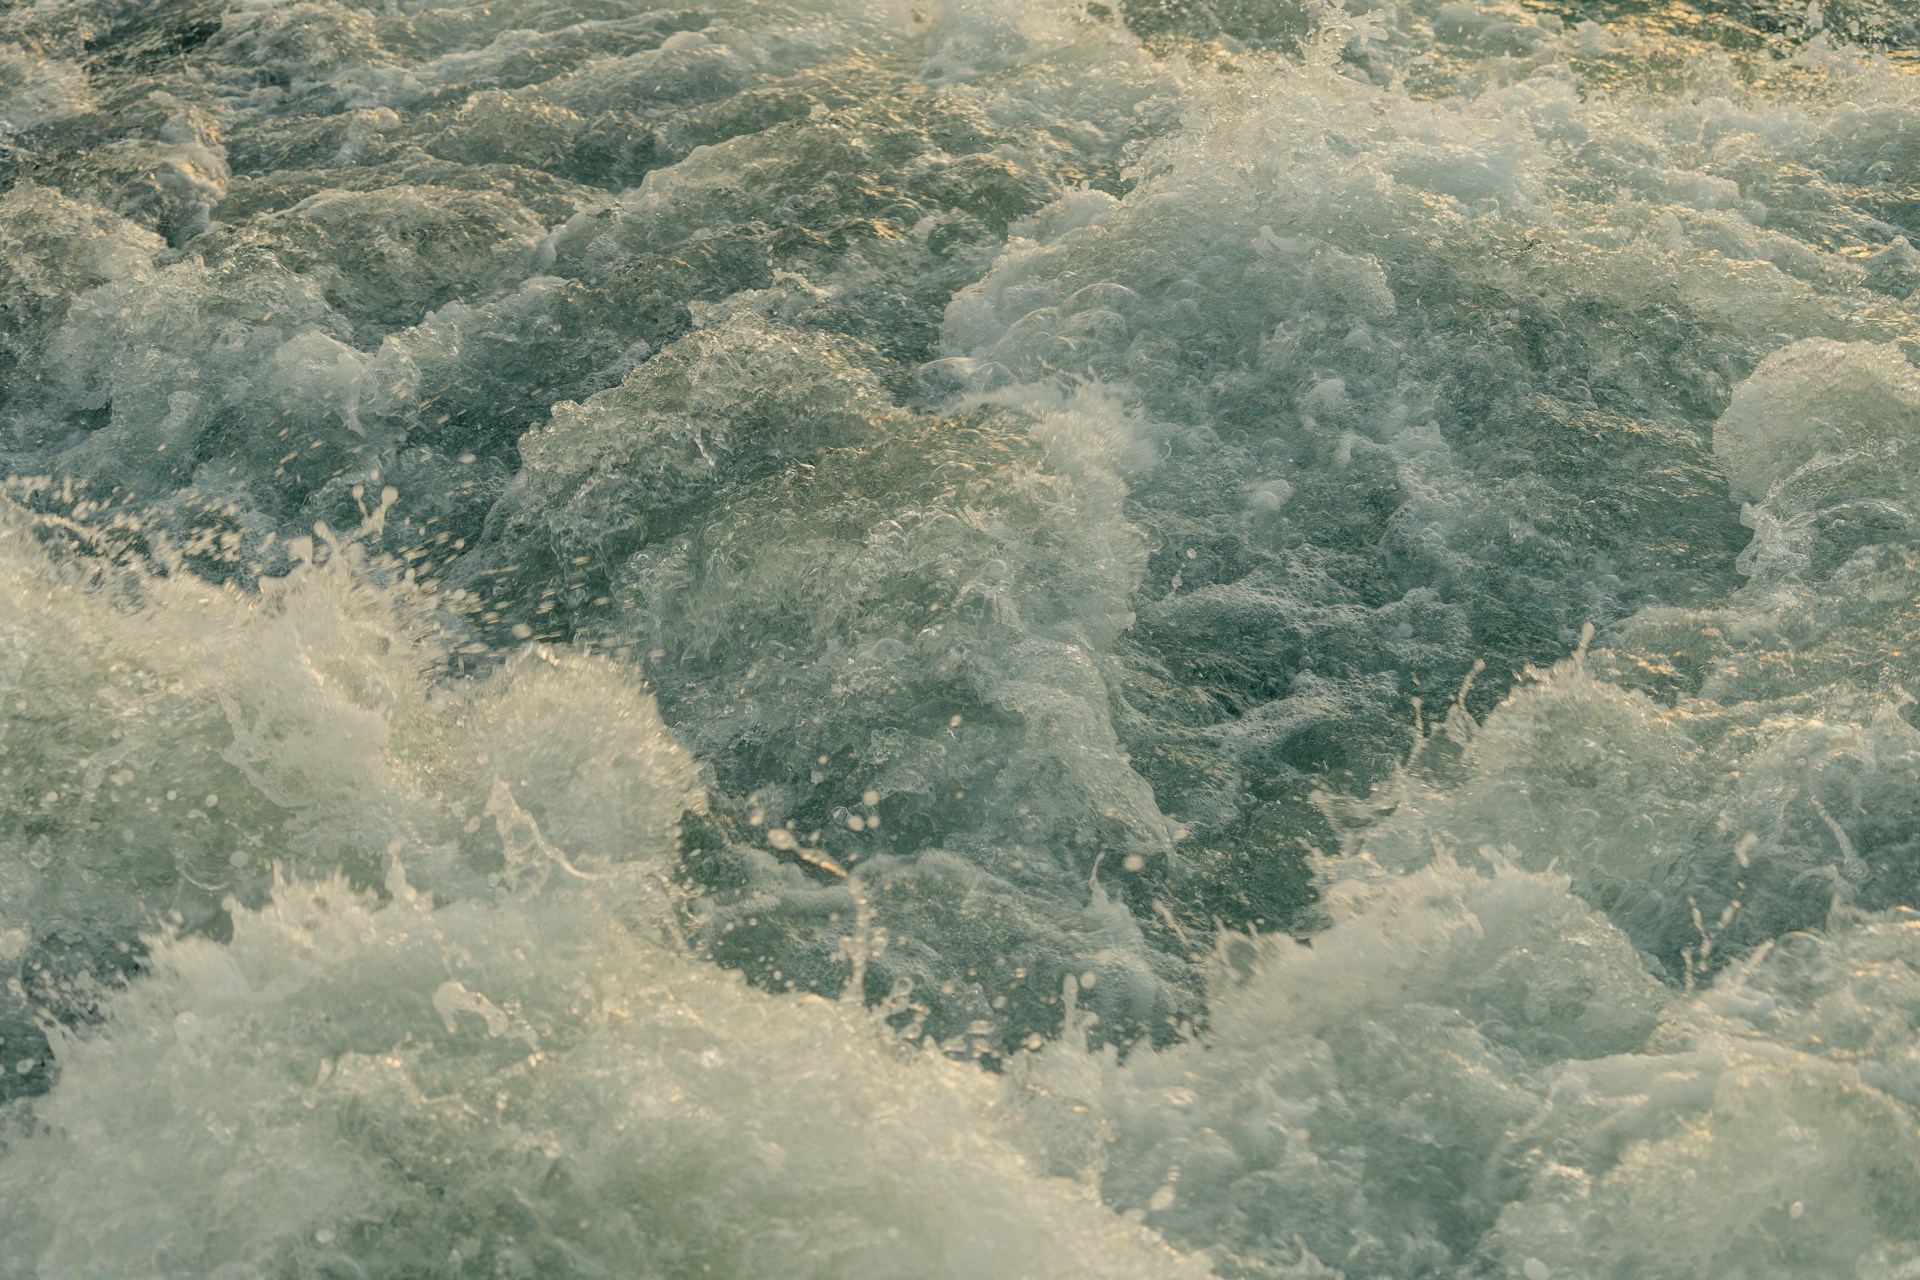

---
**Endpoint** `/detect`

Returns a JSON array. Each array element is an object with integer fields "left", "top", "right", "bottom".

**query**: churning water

[{"left": 3, "top": 0, "right": 1920, "bottom": 1274}]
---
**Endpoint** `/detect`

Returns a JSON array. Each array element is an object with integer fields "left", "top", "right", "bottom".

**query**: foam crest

[
  {"left": 0, "top": 874, "right": 1208, "bottom": 1280},
  {"left": 0, "top": 496, "right": 697, "bottom": 1091}
]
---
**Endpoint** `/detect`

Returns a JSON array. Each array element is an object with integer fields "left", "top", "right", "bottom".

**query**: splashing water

[{"left": 4, "top": 0, "right": 1920, "bottom": 1274}]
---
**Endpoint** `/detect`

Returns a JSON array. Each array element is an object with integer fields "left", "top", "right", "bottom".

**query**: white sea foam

[{"left": 5, "top": 0, "right": 1920, "bottom": 1274}]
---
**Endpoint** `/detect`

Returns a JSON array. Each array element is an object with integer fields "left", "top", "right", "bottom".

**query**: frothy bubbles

[{"left": 6, "top": 0, "right": 1920, "bottom": 1276}]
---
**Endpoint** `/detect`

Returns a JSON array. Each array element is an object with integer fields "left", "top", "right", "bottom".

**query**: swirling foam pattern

[{"left": 4, "top": 0, "right": 1920, "bottom": 1275}]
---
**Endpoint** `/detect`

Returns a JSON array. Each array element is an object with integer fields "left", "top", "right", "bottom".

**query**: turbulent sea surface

[{"left": 4, "top": 0, "right": 1920, "bottom": 1274}]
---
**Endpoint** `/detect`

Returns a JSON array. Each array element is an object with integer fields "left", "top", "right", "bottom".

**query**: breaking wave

[{"left": 5, "top": 0, "right": 1920, "bottom": 1274}]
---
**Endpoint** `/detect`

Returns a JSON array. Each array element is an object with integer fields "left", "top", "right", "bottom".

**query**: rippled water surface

[{"left": 4, "top": 0, "right": 1920, "bottom": 1275}]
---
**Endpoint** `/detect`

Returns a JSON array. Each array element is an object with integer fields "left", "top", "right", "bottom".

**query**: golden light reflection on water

[
  {"left": 1129, "top": 0, "right": 1918, "bottom": 78},
  {"left": 1527, "top": 0, "right": 1920, "bottom": 65}
]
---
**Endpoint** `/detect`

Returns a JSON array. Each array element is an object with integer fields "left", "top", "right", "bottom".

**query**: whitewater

[{"left": 3, "top": 0, "right": 1920, "bottom": 1274}]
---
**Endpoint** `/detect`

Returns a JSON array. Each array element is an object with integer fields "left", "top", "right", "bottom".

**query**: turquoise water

[{"left": 4, "top": 1, "right": 1920, "bottom": 1275}]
